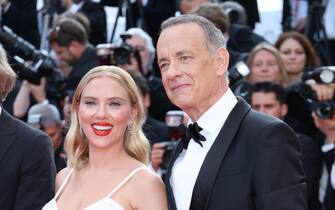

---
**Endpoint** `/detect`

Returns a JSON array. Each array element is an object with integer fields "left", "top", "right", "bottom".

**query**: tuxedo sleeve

[
  {"left": 14, "top": 131, "right": 56, "bottom": 210},
  {"left": 253, "top": 121, "right": 307, "bottom": 210}
]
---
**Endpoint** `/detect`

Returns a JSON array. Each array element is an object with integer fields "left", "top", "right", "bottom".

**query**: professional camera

[
  {"left": 96, "top": 33, "right": 142, "bottom": 67},
  {"left": 297, "top": 67, "right": 335, "bottom": 119},
  {"left": 228, "top": 61, "right": 250, "bottom": 85},
  {"left": 302, "top": 66, "right": 335, "bottom": 84},
  {"left": 0, "top": 26, "right": 65, "bottom": 102}
]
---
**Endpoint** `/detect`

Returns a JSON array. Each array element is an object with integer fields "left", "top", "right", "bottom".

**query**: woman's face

[
  {"left": 278, "top": 38, "right": 306, "bottom": 75},
  {"left": 78, "top": 76, "right": 136, "bottom": 149},
  {"left": 249, "top": 50, "right": 282, "bottom": 84}
]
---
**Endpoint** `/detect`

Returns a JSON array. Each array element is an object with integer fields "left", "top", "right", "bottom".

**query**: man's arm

[
  {"left": 253, "top": 121, "right": 307, "bottom": 210},
  {"left": 14, "top": 131, "right": 56, "bottom": 210}
]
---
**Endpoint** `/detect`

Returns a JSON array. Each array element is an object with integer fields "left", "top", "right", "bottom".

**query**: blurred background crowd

[{"left": 0, "top": 0, "right": 334, "bottom": 210}]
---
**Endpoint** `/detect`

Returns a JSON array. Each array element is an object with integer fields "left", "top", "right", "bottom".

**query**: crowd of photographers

[{"left": 0, "top": 0, "right": 335, "bottom": 209}]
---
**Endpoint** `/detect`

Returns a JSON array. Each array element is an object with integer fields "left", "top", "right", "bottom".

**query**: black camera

[
  {"left": 96, "top": 34, "right": 136, "bottom": 66},
  {"left": 228, "top": 61, "right": 250, "bottom": 85},
  {"left": 297, "top": 71, "right": 335, "bottom": 119},
  {"left": 0, "top": 26, "right": 65, "bottom": 102},
  {"left": 302, "top": 66, "right": 335, "bottom": 84},
  {"left": 160, "top": 141, "right": 178, "bottom": 170}
]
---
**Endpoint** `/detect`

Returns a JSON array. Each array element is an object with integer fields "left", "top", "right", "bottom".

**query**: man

[
  {"left": 249, "top": 82, "right": 322, "bottom": 210},
  {"left": 48, "top": 17, "right": 99, "bottom": 91},
  {"left": 313, "top": 113, "right": 335, "bottom": 210},
  {"left": 27, "top": 103, "right": 67, "bottom": 172},
  {"left": 156, "top": 14, "right": 307, "bottom": 210},
  {"left": 0, "top": 46, "right": 55, "bottom": 209}
]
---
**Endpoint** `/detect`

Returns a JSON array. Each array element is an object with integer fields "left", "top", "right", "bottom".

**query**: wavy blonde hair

[
  {"left": 0, "top": 46, "right": 16, "bottom": 103},
  {"left": 247, "top": 42, "right": 289, "bottom": 87},
  {"left": 65, "top": 66, "right": 150, "bottom": 169}
]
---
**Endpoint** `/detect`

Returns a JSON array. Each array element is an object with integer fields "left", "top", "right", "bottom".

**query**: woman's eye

[
  {"left": 84, "top": 101, "right": 96, "bottom": 106},
  {"left": 110, "top": 102, "right": 121, "bottom": 107}
]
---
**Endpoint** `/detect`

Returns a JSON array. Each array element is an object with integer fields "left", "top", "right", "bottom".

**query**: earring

[{"left": 127, "top": 122, "right": 134, "bottom": 133}]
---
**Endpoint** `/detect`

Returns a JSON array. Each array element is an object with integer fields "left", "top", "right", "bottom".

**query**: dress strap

[
  {"left": 107, "top": 167, "right": 147, "bottom": 197},
  {"left": 55, "top": 168, "right": 74, "bottom": 200}
]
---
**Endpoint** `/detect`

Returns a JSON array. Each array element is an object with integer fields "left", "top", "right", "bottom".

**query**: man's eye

[
  {"left": 180, "top": 56, "right": 191, "bottom": 62},
  {"left": 159, "top": 63, "right": 169, "bottom": 72}
]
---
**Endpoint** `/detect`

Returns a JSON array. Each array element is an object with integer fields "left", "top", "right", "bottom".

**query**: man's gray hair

[
  {"left": 161, "top": 14, "right": 227, "bottom": 52},
  {"left": 126, "top": 28, "right": 156, "bottom": 70}
]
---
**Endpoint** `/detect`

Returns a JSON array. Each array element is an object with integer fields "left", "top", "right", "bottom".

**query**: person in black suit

[
  {"left": 156, "top": 14, "right": 307, "bottom": 210},
  {"left": 0, "top": 45, "right": 55, "bottom": 209},
  {"left": 249, "top": 82, "right": 322, "bottom": 210}
]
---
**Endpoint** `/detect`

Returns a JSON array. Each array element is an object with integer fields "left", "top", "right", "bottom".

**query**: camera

[
  {"left": 96, "top": 34, "right": 138, "bottom": 65},
  {"left": 297, "top": 68, "right": 335, "bottom": 119},
  {"left": 0, "top": 26, "right": 65, "bottom": 102},
  {"left": 159, "top": 141, "right": 178, "bottom": 170},
  {"left": 228, "top": 61, "right": 250, "bottom": 85},
  {"left": 302, "top": 66, "right": 335, "bottom": 84}
]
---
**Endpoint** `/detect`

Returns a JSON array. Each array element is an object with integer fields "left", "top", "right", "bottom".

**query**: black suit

[
  {"left": 0, "top": 109, "right": 56, "bottom": 210},
  {"left": 165, "top": 97, "right": 307, "bottom": 210}
]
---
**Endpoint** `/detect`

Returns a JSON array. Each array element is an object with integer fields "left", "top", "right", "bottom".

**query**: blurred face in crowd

[
  {"left": 249, "top": 50, "right": 282, "bottom": 84},
  {"left": 77, "top": 76, "right": 136, "bottom": 150},
  {"left": 122, "top": 35, "right": 151, "bottom": 75},
  {"left": 51, "top": 42, "right": 78, "bottom": 66},
  {"left": 179, "top": 0, "right": 209, "bottom": 14},
  {"left": 278, "top": 38, "right": 306, "bottom": 75},
  {"left": 251, "top": 92, "right": 287, "bottom": 119},
  {"left": 43, "top": 123, "right": 63, "bottom": 151},
  {"left": 157, "top": 23, "right": 228, "bottom": 120}
]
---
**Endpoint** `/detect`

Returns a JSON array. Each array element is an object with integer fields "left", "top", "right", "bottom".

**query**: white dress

[{"left": 41, "top": 167, "right": 147, "bottom": 210}]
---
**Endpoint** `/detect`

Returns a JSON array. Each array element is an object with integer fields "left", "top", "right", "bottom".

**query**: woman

[
  {"left": 42, "top": 66, "right": 167, "bottom": 210},
  {"left": 246, "top": 42, "right": 288, "bottom": 86},
  {"left": 232, "top": 42, "right": 288, "bottom": 99},
  {"left": 274, "top": 31, "right": 320, "bottom": 86}
]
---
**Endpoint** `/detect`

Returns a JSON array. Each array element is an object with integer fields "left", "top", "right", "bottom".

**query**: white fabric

[
  {"left": 324, "top": 0, "right": 335, "bottom": 39},
  {"left": 170, "top": 89, "right": 237, "bottom": 210},
  {"left": 331, "top": 162, "right": 335, "bottom": 190},
  {"left": 41, "top": 167, "right": 147, "bottom": 210}
]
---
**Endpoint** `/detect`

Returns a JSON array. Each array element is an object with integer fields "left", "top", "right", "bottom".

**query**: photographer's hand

[
  {"left": 309, "top": 83, "right": 335, "bottom": 101},
  {"left": 150, "top": 143, "right": 165, "bottom": 172},
  {"left": 312, "top": 112, "right": 335, "bottom": 143},
  {"left": 13, "top": 80, "right": 31, "bottom": 118},
  {"left": 28, "top": 77, "right": 47, "bottom": 103}
]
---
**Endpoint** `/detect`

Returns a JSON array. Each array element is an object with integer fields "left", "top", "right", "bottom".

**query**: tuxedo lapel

[
  {"left": 190, "top": 98, "right": 251, "bottom": 210},
  {"left": 165, "top": 139, "right": 184, "bottom": 210},
  {"left": 0, "top": 110, "right": 16, "bottom": 163}
]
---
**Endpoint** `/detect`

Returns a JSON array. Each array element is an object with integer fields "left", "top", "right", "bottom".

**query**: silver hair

[
  {"left": 125, "top": 28, "right": 156, "bottom": 71},
  {"left": 161, "top": 14, "right": 227, "bottom": 52}
]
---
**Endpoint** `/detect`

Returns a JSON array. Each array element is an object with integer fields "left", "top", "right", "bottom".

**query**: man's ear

[
  {"left": 215, "top": 47, "right": 229, "bottom": 76},
  {"left": 281, "top": 103, "right": 288, "bottom": 117}
]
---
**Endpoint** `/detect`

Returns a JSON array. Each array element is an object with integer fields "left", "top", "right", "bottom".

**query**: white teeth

[{"left": 92, "top": 125, "right": 112, "bottom": 131}]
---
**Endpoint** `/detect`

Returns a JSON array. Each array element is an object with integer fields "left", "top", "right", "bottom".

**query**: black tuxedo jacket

[
  {"left": 0, "top": 109, "right": 56, "bottom": 210},
  {"left": 165, "top": 98, "right": 307, "bottom": 210}
]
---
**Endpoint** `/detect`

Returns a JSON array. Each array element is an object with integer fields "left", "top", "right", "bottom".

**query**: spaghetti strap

[
  {"left": 55, "top": 168, "right": 74, "bottom": 200},
  {"left": 107, "top": 167, "right": 147, "bottom": 197}
]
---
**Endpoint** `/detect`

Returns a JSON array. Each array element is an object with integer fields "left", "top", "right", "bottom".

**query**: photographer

[
  {"left": 117, "top": 27, "right": 177, "bottom": 121},
  {"left": 313, "top": 112, "right": 335, "bottom": 210},
  {"left": 48, "top": 17, "right": 99, "bottom": 92}
]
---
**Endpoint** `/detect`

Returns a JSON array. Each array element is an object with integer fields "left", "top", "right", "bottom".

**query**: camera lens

[{"left": 315, "top": 101, "right": 334, "bottom": 119}]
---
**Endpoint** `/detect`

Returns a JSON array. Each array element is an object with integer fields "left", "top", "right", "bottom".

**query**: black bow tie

[{"left": 182, "top": 122, "right": 206, "bottom": 149}]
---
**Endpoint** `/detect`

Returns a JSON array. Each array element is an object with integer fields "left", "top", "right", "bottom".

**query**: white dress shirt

[{"left": 170, "top": 89, "right": 237, "bottom": 210}]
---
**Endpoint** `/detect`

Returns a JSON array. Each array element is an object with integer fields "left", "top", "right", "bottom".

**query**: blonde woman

[{"left": 42, "top": 66, "right": 167, "bottom": 210}]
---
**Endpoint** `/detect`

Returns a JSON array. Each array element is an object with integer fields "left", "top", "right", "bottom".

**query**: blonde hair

[
  {"left": 0, "top": 46, "right": 16, "bottom": 103},
  {"left": 246, "top": 42, "right": 288, "bottom": 87},
  {"left": 65, "top": 65, "right": 150, "bottom": 169}
]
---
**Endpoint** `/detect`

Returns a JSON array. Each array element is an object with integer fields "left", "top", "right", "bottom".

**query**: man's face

[
  {"left": 43, "top": 123, "right": 62, "bottom": 151},
  {"left": 251, "top": 92, "right": 287, "bottom": 119},
  {"left": 51, "top": 43, "right": 77, "bottom": 66},
  {"left": 157, "top": 23, "right": 229, "bottom": 117},
  {"left": 121, "top": 35, "right": 151, "bottom": 75}
]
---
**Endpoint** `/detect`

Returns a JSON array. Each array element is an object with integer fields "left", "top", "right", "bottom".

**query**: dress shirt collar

[{"left": 188, "top": 88, "right": 237, "bottom": 134}]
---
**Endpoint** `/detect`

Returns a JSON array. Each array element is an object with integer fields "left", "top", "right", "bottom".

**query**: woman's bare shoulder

[
  {"left": 129, "top": 167, "right": 168, "bottom": 210},
  {"left": 55, "top": 167, "right": 73, "bottom": 191}
]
